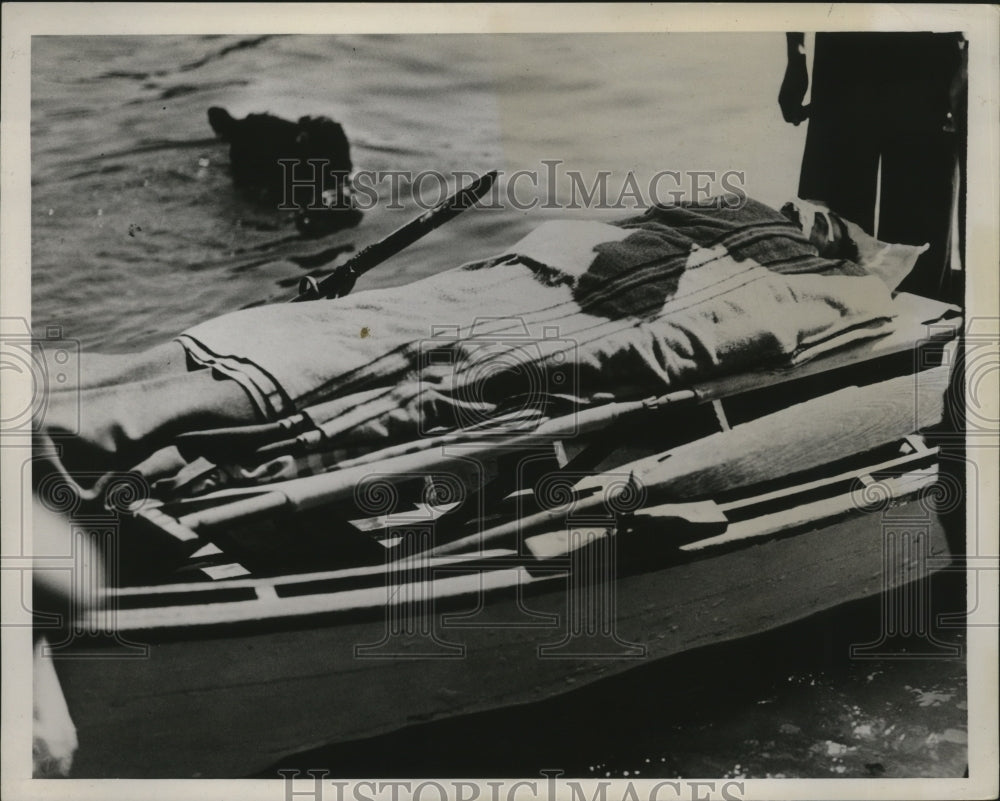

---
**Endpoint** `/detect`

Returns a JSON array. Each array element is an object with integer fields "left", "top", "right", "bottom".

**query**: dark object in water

[{"left": 207, "top": 107, "right": 361, "bottom": 236}]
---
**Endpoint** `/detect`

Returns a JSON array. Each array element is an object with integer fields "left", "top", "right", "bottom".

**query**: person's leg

[
  {"left": 878, "top": 130, "right": 957, "bottom": 298},
  {"left": 798, "top": 111, "right": 881, "bottom": 233}
]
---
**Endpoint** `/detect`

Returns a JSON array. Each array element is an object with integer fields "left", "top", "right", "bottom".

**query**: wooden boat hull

[
  {"left": 44, "top": 301, "right": 963, "bottom": 777},
  {"left": 53, "top": 497, "right": 952, "bottom": 778}
]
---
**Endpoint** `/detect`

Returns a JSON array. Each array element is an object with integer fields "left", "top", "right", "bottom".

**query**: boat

[{"left": 39, "top": 292, "right": 963, "bottom": 778}]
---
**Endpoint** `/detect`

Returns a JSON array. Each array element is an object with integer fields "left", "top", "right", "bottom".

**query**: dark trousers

[{"left": 798, "top": 113, "right": 959, "bottom": 300}]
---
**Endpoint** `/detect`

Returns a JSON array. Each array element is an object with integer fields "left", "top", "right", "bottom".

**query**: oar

[
  {"left": 153, "top": 365, "right": 947, "bottom": 552},
  {"left": 167, "top": 391, "right": 691, "bottom": 533},
  {"left": 172, "top": 387, "right": 399, "bottom": 462},
  {"left": 521, "top": 439, "right": 938, "bottom": 560},
  {"left": 291, "top": 170, "right": 498, "bottom": 302},
  {"left": 425, "top": 366, "right": 949, "bottom": 557},
  {"left": 628, "top": 366, "right": 947, "bottom": 502}
]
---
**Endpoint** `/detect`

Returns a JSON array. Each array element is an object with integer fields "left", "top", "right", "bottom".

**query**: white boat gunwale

[{"left": 81, "top": 444, "right": 943, "bottom": 636}]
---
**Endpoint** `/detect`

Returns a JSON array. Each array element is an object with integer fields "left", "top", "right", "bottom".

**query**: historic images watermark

[
  {"left": 1, "top": 316, "right": 149, "bottom": 657},
  {"left": 924, "top": 317, "right": 1000, "bottom": 639},
  {"left": 278, "top": 162, "right": 748, "bottom": 214},
  {"left": 350, "top": 319, "right": 648, "bottom": 660},
  {"left": 0, "top": 318, "right": 80, "bottom": 439},
  {"left": 28, "top": 474, "right": 151, "bottom": 660},
  {"left": 417, "top": 318, "right": 579, "bottom": 436},
  {"left": 279, "top": 771, "right": 747, "bottom": 801},
  {"left": 1, "top": 317, "right": 83, "bottom": 639},
  {"left": 357, "top": 311, "right": 999, "bottom": 668},
  {"left": 847, "top": 316, "right": 999, "bottom": 659}
]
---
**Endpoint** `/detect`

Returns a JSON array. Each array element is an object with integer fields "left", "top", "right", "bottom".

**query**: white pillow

[{"left": 781, "top": 198, "right": 928, "bottom": 290}]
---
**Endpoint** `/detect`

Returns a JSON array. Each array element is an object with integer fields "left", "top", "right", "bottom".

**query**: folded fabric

[{"left": 177, "top": 197, "right": 900, "bottom": 457}]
